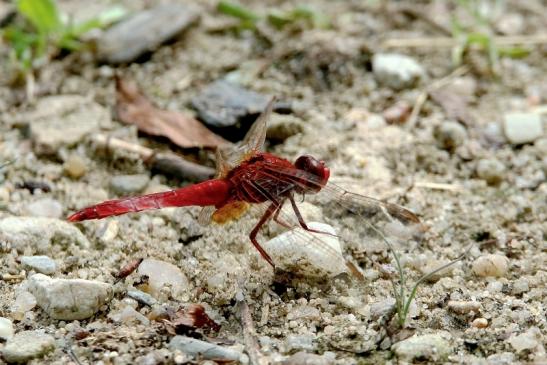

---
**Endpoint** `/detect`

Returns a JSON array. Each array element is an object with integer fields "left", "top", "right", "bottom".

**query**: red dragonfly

[{"left": 68, "top": 99, "right": 421, "bottom": 276}]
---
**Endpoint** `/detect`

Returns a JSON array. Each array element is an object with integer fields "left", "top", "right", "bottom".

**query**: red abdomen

[{"left": 68, "top": 179, "right": 231, "bottom": 222}]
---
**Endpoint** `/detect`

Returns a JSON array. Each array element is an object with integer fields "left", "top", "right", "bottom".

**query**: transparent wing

[
  {"left": 221, "top": 97, "right": 275, "bottom": 169},
  {"left": 258, "top": 163, "right": 424, "bottom": 261}
]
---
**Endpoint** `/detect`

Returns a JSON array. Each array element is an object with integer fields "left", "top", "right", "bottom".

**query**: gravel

[
  {"left": 18, "top": 95, "right": 109, "bottom": 156},
  {"left": 110, "top": 174, "right": 150, "bottom": 195},
  {"left": 0, "top": 217, "right": 90, "bottom": 253}
]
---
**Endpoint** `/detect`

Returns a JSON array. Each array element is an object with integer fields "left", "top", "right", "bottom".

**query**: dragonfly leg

[
  {"left": 272, "top": 199, "right": 293, "bottom": 229},
  {"left": 289, "top": 195, "right": 337, "bottom": 237},
  {"left": 249, "top": 202, "right": 277, "bottom": 268}
]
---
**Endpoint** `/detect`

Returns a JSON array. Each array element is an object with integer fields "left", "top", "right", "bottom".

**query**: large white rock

[
  {"left": 263, "top": 222, "right": 348, "bottom": 278},
  {"left": 0, "top": 217, "right": 90, "bottom": 253},
  {"left": 137, "top": 258, "right": 188, "bottom": 298},
  {"left": 2, "top": 330, "right": 56, "bottom": 363},
  {"left": 28, "top": 274, "right": 113, "bottom": 320}
]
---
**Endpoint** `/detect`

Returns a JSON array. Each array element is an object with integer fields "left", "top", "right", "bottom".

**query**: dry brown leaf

[
  {"left": 163, "top": 304, "right": 221, "bottom": 334},
  {"left": 115, "top": 78, "right": 229, "bottom": 148}
]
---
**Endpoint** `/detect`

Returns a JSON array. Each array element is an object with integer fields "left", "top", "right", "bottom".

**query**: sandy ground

[{"left": 0, "top": 0, "right": 546, "bottom": 364}]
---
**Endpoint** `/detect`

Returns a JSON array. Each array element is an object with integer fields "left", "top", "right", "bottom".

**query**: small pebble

[
  {"left": 472, "top": 254, "right": 509, "bottom": 277},
  {"left": 1, "top": 330, "right": 56, "bottom": 363},
  {"left": 21, "top": 255, "right": 56, "bottom": 274},
  {"left": 382, "top": 101, "right": 411, "bottom": 124},
  {"left": 108, "top": 306, "right": 150, "bottom": 325},
  {"left": 10, "top": 291, "right": 37, "bottom": 320},
  {"left": 28, "top": 273, "right": 113, "bottom": 320},
  {"left": 373, "top": 53, "right": 426, "bottom": 90},
  {"left": 434, "top": 121, "right": 467, "bottom": 151},
  {"left": 63, "top": 155, "right": 87, "bottom": 179},
  {"left": 24, "top": 198, "right": 63, "bottom": 219},
  {"left": 471, "top": 318, "right": 488, "bottom": 328},
  {"left": 508, "top": 327, "right": 542, "bottom": 353},
  {"left": 512, "top": 278, "right": 529, "bottom": 295},
  {"left": 0, "top": 317, "right": 14, "bottom": 340},
  {"left": 285, "top": 335, "right": 315, "bottom": 352},
  {"left": 476, "top": 159, "right": 506, "bottom": 185},
  {"left": 127, "top": 290, "right": 157, "bottom": 306},
  {"left": 97, "top": 220, "right": 119, "bottom": 244},
  {"left": 169, "top": 336, "right": 244, "bottom": 362},
  {"left": 110, "top": 174, "right": 150, "bottom": 195},
  {"left": 503, "top": 112, "right": 543, "bottom": 145},
  {"left": 447, "top": 300, "right": 481, "bottom": 314},
  {"left": 392, "top": 332, "right": 453, "bottom": 362},
  {"left": 283, "top": 351, "right": 332, "bottom": 365}
]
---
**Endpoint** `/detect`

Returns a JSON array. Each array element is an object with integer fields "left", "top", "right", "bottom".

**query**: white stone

[
  {"left": 0, "top": 217, "right": 90, "bottom": 253},
  {"left": 24, "top": 198, "right": 63, "bottom": 218},
  {"left": 503, "top": 112, "right": 544, "bottom": 144},
  {"left": 472, "top": 254, "right": 509, "bottom": 277},
  {"left": 392, "top": 332, "right": 453, "bottom": 362},
  {"left": 108, "top": 306, "right": 150, "bottom": 325},
  {"left": 263, "top": 222, "right": 348, "bottom": 278},
  {"left": 28, "top": 273, "right": 113, "bottom": 320},
  {"left": 0, "top": 317, "right": 14, "bottom": 340},
  {"left": 21, "top": 255, "right": 57, "bottom": 274},
  {"left": 169, "top": 336, "right": 244, "bottom": 362},
  {"left": 508, "top": 327, "right": 542, "bottom": 353},
  {"left": 1, "top": 330, "right": 56, "bottom": 363},
  {"left": 137, "top": 258, "right": 188, "bottom": 298},
  {"left": 373, "top": 53, "right": 426, "bottom": 90},
  {"left": 11, "top": 291, "right": 37, "bottom": 318}
]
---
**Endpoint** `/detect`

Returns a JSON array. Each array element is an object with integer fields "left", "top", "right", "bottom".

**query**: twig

[
  {"left": 394, "top": 5, "right": 452, "bottom": 36},
  {"left": 237, "top": 298, "right": 268, "bottom": 365},
  {"left": 383, "top": 34, "right": 547, "bottom": 48},
  {"left": 91, "top": 134, "right": 215, "bottom": 182},
  {"left": 414, "top": 181, "right": 463, "bottom": 191},
  {"left": 406, "top": 65, "right": 469, "bottom": 130},
  {"left": 65, "top": 346, "right": 84, "bottom": 365}
]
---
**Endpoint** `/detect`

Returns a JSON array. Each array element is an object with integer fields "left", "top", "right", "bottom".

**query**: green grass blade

[{"left": 17, "top": 0, "right": 61, "bottom": 34}]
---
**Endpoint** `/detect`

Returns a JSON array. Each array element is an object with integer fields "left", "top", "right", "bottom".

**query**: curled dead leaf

[{"left": 115, "top": 78, "right": 229, "bottom": 148}]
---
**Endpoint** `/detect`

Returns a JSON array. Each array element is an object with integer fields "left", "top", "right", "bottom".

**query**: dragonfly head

[{"left": 294, "top": 155, "right": 330, "bottom": 192}]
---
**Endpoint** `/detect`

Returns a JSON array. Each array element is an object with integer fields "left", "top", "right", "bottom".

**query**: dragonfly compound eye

[{"left": 295, "top": 155, "right": 330, "bottom": 188}]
